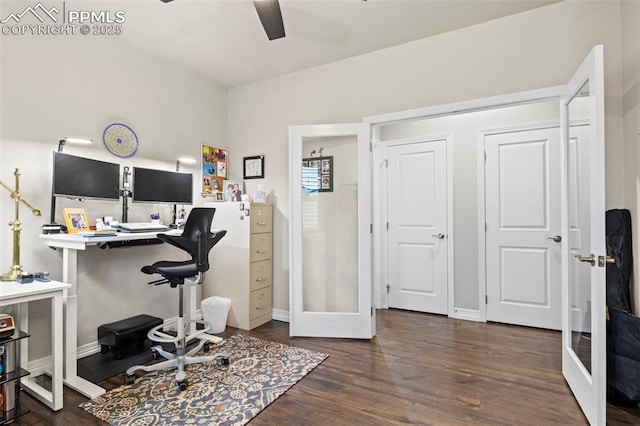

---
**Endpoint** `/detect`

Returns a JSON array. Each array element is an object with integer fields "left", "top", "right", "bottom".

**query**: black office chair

[{"left": 126, "top": 208, "right": 229, "bottom": 391}]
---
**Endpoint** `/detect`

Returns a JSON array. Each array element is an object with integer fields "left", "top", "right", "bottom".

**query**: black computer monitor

[
  {"left": 52, "top": 152, "right": 120, "bottom": 200},
  {"left": 132, "top": 167, "right": 193, "bottom": 204}
]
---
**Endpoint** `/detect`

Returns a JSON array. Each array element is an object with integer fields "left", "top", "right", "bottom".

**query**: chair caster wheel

[
  {"left": 217, "top": 356, "right": 230, "bottom": 366},
  {"left": 151, "top": 348, "right": 159, "bottom": 360},
  {"left": 203, "top": 342, "right": 210, "bottom": 352},
  {"left": 177, "top": 380, "right": 188, "bottom": 391},
  {"left": 125, "top": 375, "right": 135, "bottom": 385}
]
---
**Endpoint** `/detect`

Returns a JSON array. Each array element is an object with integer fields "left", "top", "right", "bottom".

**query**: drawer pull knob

[
  {"left": 256, "top": 222, "right": 268, "bottom": 225},
  {"left": 258, "top": 293, "right": 264, "bottom": 299},
  {"left": 256, "top": 250, "right": 267, "bottom": 254},
  {"left": 255, "top": 305, "right": 265, "bottom": 311},
  {"left": 255, "top": 278, "right": 266, "bottom": 281}
]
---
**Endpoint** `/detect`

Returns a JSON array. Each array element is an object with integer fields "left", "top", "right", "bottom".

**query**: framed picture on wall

[
  {"left": 302, "top": 156, "right": 333, "bottom": 192},
  {"left": 243, "top": 155, "right": 264, "bottom": 179}
]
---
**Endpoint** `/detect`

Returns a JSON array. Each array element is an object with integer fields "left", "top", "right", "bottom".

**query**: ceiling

[{"left": 116, "top": 0, "right": 561, "bottom": 88}]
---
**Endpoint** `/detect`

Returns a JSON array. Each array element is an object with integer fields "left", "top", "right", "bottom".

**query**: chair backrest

[
  {"left": 182, "top": 207, "right": 215, "bottom": 242},
  {"left": 182, "top": 208, "right": 215, "bottom": 271}
]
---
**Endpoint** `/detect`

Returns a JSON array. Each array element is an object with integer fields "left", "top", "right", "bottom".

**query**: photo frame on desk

[{"left": 62, "top": 208, "right": 90, "bottom": 234}]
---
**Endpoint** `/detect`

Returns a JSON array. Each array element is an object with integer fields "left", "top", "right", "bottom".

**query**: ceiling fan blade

[{"left": 253, "top": 0, "right": 285, "bottom": 41}]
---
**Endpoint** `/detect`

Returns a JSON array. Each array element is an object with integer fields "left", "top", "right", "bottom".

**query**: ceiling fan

[{"left": 160, "top": 0, "right": 286, "bottom": 41}]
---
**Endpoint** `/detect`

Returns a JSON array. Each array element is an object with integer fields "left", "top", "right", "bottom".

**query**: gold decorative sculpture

[{"left": 0, "top": 169, "right": 41, "bottom": 281}]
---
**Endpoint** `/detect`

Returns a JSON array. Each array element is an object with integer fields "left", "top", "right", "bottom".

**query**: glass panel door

[
  {"left": 561, "top": 45, "right": 606, "bottom": 425},
  {"left": 289, "top": 123, "right": 374, "bottom": 338}
]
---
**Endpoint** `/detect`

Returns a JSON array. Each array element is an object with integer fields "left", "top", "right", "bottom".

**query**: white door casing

[
  {"left": 561, "top": 45, "right": 606, "bottom": 426},
  {"left": 289, "top": 123, "right": 374, "bottom": 339},
  {"left": 386, "top": 138, "right": 448, "bottom": 314},
  {"left": 484, "top": 127, "right": 562, "bottom": 330}
]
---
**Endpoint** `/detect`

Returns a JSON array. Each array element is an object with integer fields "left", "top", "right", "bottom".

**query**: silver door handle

[
  {"left": 432, "top": 233, "right": 445, "bottom": 239},
  {"left": 575, "top": 254, "right": 595, "bottom": 266},
  {"left": 546, "top": 235, "right": 562, "bottom": 243}
]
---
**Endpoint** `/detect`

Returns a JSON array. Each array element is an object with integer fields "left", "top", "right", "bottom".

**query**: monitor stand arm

[{"left": 121, "top": 166, "right": 131, "bottom": 223}]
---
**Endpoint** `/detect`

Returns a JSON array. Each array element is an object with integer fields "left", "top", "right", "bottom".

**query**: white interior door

[
  {"left": 386, "top": 139, "right": 448, "bottom": 314},
  {"left": 561, "top": 45, "right": 606, "bottom": 425},
  {"left": 485, "top": 127, "right": 562, "bottom": 330},
  {"left": 289, "top": 123, "right": 374, "bottom": 338}
]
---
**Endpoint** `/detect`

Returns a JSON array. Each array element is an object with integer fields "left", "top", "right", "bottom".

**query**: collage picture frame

[{"left": 302, "top": 156, "right": 333, "bottom": 192}]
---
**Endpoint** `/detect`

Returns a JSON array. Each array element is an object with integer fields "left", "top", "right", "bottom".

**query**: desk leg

[
  {"left": 51, "top": 291, "right": 63, "bottom": 410},
  {"left": 61, "top": 247, "right": 106, "bottom": 399},
  {"left": 19, "top": 291, "right": 64, "bottom": 410}
]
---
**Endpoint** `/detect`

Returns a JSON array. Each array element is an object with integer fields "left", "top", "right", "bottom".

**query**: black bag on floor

[{"left": 606, "top": 208, "right": 638, "bottom": 401}]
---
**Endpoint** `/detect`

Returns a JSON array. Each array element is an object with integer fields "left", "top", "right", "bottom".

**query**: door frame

[
  {"left": 365, "top": 85, "right": 564, "bottom": 319},
  {"left": 371, "top": 134, "right": 454, "bottom": 314},
  {"left": 477, "top": 121, "right": 561, "bottom": 324}
]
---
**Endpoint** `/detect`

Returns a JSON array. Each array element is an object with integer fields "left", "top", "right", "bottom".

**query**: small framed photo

[
  {"left": 223, "top": 180, "right": 244, "bottom": 202},
  {"left": 243, "top": 155, "right": 264, "bottom": 179},
  {"left": 62, "top": 208, "right": 90, "bottom": 234}
]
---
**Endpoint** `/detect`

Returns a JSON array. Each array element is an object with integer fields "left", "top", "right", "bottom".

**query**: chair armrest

[
  {"left": 157, "top": 233, "right": 195, "bottom": 254},
  {"left": 211, "top": 229, "right": 227, "bottom": 247}
]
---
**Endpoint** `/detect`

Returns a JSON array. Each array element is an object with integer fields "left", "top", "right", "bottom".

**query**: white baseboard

[
  {"left": 26, "top": 355, "right": 52, "bottom": 376},
  {"left": 271, "top": 309, "right": 289, "bottom": 323},
  {"left": 449, "top": 308, "right": 481, "bottom": 322}
]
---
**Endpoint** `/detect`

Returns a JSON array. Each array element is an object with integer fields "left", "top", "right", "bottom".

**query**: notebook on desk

[{"left": 116, "top": 223, "right": 169, "bottom": 233}]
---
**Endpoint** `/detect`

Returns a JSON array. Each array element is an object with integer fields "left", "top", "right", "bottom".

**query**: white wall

[
  {"left": 621, "top": 0, "right": 640, "bottom": 312},
  {"left": 228, "top": 0, "right": 625, "bottom": 312},
  {"left": 0, "top": 34, "right": 227, "bottom": 357}
]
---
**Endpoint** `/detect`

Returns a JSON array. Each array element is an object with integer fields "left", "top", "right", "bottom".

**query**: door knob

[
  {"left": 575, "top": 254, "right": 595, "bottom": 266},
  {"left": 546, "top": 235, "right": 562, "bottom": 243},
  {"left": 432, "top": 233, "right": 445, "bottom": 239}
]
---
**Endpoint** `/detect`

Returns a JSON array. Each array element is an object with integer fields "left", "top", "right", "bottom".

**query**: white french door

[
  {"left": 561, "top": 45, "right": 606, "bottom": 425},
  {"left": 289, "top": 123, "right": 374, "bottom": 338}
]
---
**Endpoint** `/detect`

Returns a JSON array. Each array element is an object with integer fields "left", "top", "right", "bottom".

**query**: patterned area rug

[{"left": 80, "top": 334, "right": 328, "bottom": 425}]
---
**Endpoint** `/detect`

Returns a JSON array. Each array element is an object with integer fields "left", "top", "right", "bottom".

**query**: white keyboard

[{"left": 116, "top": 223, "right": 169, "bottom": 232}]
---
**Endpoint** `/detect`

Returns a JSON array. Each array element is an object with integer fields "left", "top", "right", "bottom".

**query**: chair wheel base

[
  {"left": 217, "top": 356, "right": 230, "bottom": 366},
  {"left": 177, "top": 380, "right": 188, "bottom": 391},
  {"left": 125, "top": 375, "right": 136, "bottom": 385}
]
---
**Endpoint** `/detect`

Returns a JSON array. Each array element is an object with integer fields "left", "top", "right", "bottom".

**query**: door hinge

[
  {"left": 371, "top": 307, "right": 374, "bottom": 316},
  {"left": 485, "top": 295, "right": 488, "bottom": 304},
  {"left": 386, "top": 221, "right": 389, "bottom": 230},
  {"left": 370, "top": 224, "right": 373, "bottom": 234},
  {"left": 485, "top": 222, "right": 488, "bottom": 232},
  {"left": 385, "top": 284, "right": 391, "bottom": 293},
  {"left": 370, "top": 142, "right": 373, "bottom": 153},
  {"left": 484, "top": 151, "right": 487, "bottom": 162}
]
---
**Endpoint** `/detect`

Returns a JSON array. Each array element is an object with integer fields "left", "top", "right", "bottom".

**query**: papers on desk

[{"left": 78, "top": 230, "right": 117, "bottom": 237}]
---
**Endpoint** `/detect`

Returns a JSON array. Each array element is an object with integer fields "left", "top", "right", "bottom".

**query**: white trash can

[{"left": 201, "top": 296, "right": 231, "bottom": 334}]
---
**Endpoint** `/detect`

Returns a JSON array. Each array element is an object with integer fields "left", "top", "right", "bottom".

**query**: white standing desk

[
  {"left": 39, "top": 230, "right": 192, "bottom": 398},
  {"left": 0, "top": 279, "right": 70, "bottom": 411}
]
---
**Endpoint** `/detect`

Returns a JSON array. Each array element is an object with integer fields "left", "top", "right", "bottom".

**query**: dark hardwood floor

[{"left": 12, "top": 309, "right": 640, "bottom": 425}]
